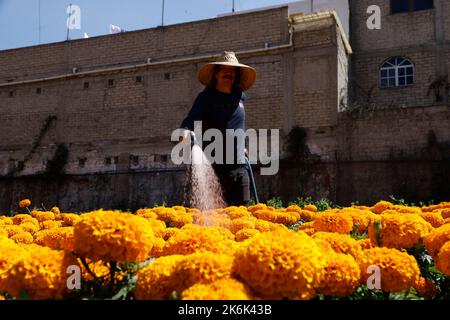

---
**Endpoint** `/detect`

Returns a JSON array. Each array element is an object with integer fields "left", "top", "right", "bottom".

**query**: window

[
  {"left": 380, "top": 57, "right": 414, "bottom": 88},
  {"left": 391, "top": 0, "right": 433, "bottom": 13},
  {"left": 36, "top": 87, "right": 42, "bottom": 94},
  {"left": 108, "top": 79, "right": 114, "bottom": 87},
  {"left": 83, "top": 81, "right": 89, "bottom": 89},
  {"left": 131, "top": 155, "right": 139, "bottom": 166},
  {"left": 135, "top": 76, "right": 143, "bottom": 83},
  {"left": 78, "top": 158, "right": 86, "bottom": 168}
]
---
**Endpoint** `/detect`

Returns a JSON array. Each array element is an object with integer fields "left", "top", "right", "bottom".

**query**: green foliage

[
  {"left": 266, "top": 197, "right": 283, "bottom": 209},
  {"left": 407, "top": 244, "right": 450, "bottom": 300},
  {"left": 388, "top": 195, "right": 435, "bottom": 207},
  {"left": 66, "top": 258, "right": 149, "bottom": 300},
  {"left": 288, "top": 196, "right": 334, "bottom": 212},
  {"left": 153, "top": 201, "right": 168, "bottom": 207},
  {"left": 10, "top": 115, "right": 58, "bottom": 175},
  {"left": 44, "top": 143, "right": 69, "bottom": 177},
  {"left": 288, "top": 220, "right": 305, "bottom": 232},
  {"left": 349, "top": 225, "right": 368, "bottom": 240}
]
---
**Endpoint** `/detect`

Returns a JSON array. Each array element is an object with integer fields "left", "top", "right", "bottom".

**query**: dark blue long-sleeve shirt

[{"left": 180, "top": 88, "right": 247, "bottom": 169}]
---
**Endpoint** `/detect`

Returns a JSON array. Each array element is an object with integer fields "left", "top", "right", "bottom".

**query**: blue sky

[{"left": 0, "top": 0, "right": 298, "bottom": 51}]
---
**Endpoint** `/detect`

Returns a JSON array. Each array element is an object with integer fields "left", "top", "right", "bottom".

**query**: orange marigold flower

[
  {"left": 301, "top": 227, "right": 317, "bottom": 236},
  {"left": 172, "top": 206, "right": 187, "bottom": 213},
  {"left": 164, "top": 227, "right": 181, "bottom": 240},
  {"left": 39, "top": 220, "right": 64, "bottom": 230},
  {"left": 2, "top": 246, "right": 77, "bottom": 299},
  {"left": 0, "top": 217, "right": 13, "bottom": 226},
  {"left": 10, "top": 232, "right": 34, "bottom": 244},
  {"left": 254, "top": 219, "right": 271, "bottom": 232},
  {"left": 358, "top": 247, "right": 420, "bottom": 293},
  {"left": 134, "top": 255, "right": 186, "bottom": 300},
  {"left": 235, "top": 228, "right": 261, "bottom": 242},
  {"left": 338, "top": 208, "right": 378, "bottom": 234},
  {"left": 34, "top": 227, "right": 75, "bottom": 252},
  {"left": 18, "top": 222, "right": 39, "bottom": 234},
  {"left": 161, "top": 226, "right": 235, "bottom": 256},
  {"left": 0, "top": 238, "right": 30, "bottom": 292},
  {"left": 196, "top": 214, "right": 231, "bottom": 229},
  {"left": 318, "top": 253, "right": 361, "bottom": 298},
  {"left": 135, "top": 209, "right": 158, "bottom": 220},
  {"left": 247, "top": 203, "right": 268, "bottom": 214},
  {"left": 420, "top": 212, "right": 445, "bottom": 228},
  {"left": 145, "top": 218, "right": 167, "bottom": 238},
  {"left": 234, "top": 229, "right": 327, "bottom": 300},
  {"left": 304, "top": 204, "right": 318, "bottom": 213},
  {"left": 149, "top": 237, "right": 166, "bottom": 258},
  {"left": 368, "top": 214, "right": 432, "bottom": 249},
  {"left": 312, "top": 212, "right": 354, "bottom": 234},
  {"left": 79, "top": 259, "right": 111, "bottom": 283},
  {"left": 436, "top": 241, "right": 450, "bottom": 276},
  {"left": 2, "top": 225, "right": 23, "bottom": 237},
  {"left": 286, "top": 205, "right": 316, "bottom": 222},
  {"left": 50, "top": 207, "right": 60, "bottom": 215},
  {"left": 12, "top": 214, "right": 38, "bottom": 226},
  {"left": 73, "top": 210, "right": 155, "bottom": 262},
  {"left": 31, "top": 211, "right": 55, "bottom": 222},
  {"left": 227, "top": 209, "right": 251, "bottom": 220},
  {"left": 357, "top": 239, "right": 374, "bottom": 250},
  {"left": 274, "top": 212, "right": 298, "bottom": 225},
  {"left": 312, "top": 232, "right": 363, "bottom": 261},
  {"left": 62, "top": 214, "right": 81, "bottom": 226},
  {"left": 371, "top": 201, "right": 393, "bottom": 214},
  {"left": 181, "top": 278, "right": 252, "bottom": 300},
  {"left": 392, "top": 205, "right": 422, "bottom": 215},
  {"left": 230, "top": 217, "right": 256, "bottom": 234},
  {"left": 18, "top": 199, "right": 31, "bottom": 208},
  {"left": 414, "top": 277, "right": 437, "bottom": 299},
  {"left": 176, "top": 253, "right": 234, "bottom": 291},
  {"left": 441, "top": 209, "right": 450, "bottom": 219},
  {"left": 252, "top": 210, "right": 277, "bottom": 223}
]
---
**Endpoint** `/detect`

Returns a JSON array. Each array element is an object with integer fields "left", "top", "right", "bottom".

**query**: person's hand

[{"left": 179, "top": 129, "right": 191, "bottom": 143}]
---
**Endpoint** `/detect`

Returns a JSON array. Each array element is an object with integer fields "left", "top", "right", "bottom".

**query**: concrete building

[{"left": 0, "top": 0, "right": 448, "bottom": 212}]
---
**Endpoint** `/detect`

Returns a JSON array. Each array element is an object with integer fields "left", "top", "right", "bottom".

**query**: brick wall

[
  {"left": 337, "top": 105, "right": 450, "bottom": 162},
  {"left": 349, "top": 0, "right": 435, "bottom": 52},
  {"left": 349, "top": 0, "right": 448, "bottom": 108},
  {"left": 0, "top": 8, "right": 289, "bottom": 82}
]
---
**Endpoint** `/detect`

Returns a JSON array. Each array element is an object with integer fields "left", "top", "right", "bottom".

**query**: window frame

[
  {"left": 391, "top": 0, "right": 434, "bottom": 14},
  {"left": 379, "top": 57, "right": 415, "bottom": 88}
]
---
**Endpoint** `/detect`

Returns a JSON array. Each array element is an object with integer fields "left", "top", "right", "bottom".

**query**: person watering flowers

[{"left": 179, "top": 51, "right": 257, "bottom": 206}]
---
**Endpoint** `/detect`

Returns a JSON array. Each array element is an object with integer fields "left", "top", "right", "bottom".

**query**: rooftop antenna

[
  {"left": 161, "top": 0, "right": 165, "bottom": 26},
  {"left": 310, "top": 0, "right": 314, "bottom": 13},
  {"left": 232, "top": 0, "right": 235, "bottom": 13},
  {"left": 38, "top": 0, "right": 41, "bottom": 44},
  {"left": 66, "top": 3, "right": 72, "bottom": 40}
]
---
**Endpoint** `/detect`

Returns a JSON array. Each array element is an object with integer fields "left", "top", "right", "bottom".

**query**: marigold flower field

[{"left": 1, "top": 200, "right": 450, "bottom": 300}]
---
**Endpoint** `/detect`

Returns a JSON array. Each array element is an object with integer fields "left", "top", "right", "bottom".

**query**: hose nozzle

[{"left": 190, "top": 131, "right": 198, "bottom": 147}]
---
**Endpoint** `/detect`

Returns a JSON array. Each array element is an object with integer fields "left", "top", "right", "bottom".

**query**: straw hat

[{"left": 197, "top": 51, "right": 256, "bottom": 91}]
